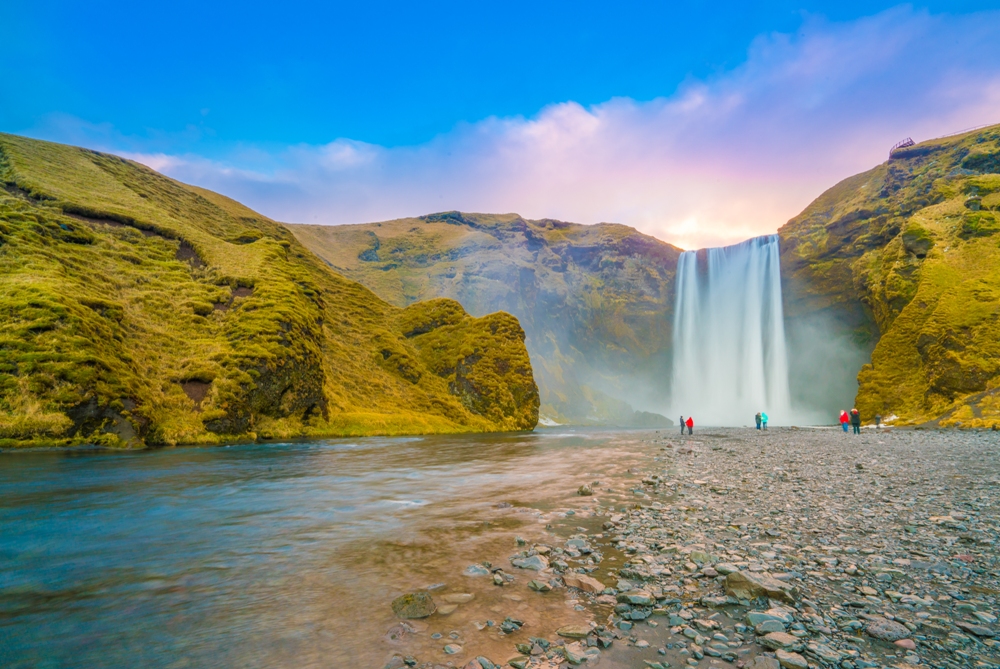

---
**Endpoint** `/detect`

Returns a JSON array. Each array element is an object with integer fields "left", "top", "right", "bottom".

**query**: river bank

[{"left": 384, "top": 427, "right": 1000, "bottom": 669}]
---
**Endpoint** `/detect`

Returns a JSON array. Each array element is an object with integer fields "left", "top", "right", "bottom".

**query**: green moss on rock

[
  {"left": 0, "top": 133, "right": 539, "bottom": 447},
  {"left": 780, "top": 123, "right": 1000, "bottom": 427}
]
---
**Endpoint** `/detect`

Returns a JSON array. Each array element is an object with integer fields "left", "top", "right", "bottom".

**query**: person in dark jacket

[
  {"left": 755, "top": 412, "right": 762, "bottom": 430},
  {"left": 680, "top": 416, "right": 685, "bottom": 435},
  {"left": 685, "top": 416, "right": 694, "bottom": 435},
  {"left": 850, "top": 408, "right": 861, "bottom": 434}
]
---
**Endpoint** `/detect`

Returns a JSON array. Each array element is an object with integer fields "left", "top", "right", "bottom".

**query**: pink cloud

[{"left": 88, "top": 7, "right": 1000, "bottom": 249}]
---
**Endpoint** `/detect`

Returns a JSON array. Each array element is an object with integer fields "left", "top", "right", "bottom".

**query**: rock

[
  {"left": 578, "top": 484, "right": 593, "bottom": 496},
  {"left": 508, "top": 656, "right": 529, "bottom": 669},
  {"left": 563, "top": 573, "right": 605, "bottom": 593},
  {"left": 437, "top": 604, "right": 458, "bottom": 615},
  {"left": 527, "top": 579, "right": 552, "bottom": 592},
  {"left": 511, "top": 555, "right": 549, "bottom": 571},
  {"left": 441, "top": 593, "right": 474, "bottom": 604},
  {"left": 464, "top": 564, "right": 490, "bottom": 576},
  {"left": 775, "top": 650, "right": 808, "bottom": 669},
  {"left": 725, "top": 571, "right": 797, "bottom": 603},
  {"left": 755, "top": 620, "right": 786, "bottom": 634},
  {"left": 956, "top": 621, "right": 996, "bottom": 637},
  {"left": 443, "top": 644, "right": 462, "bottom": 654},
  {"left": 557, "top": 624, "right": 592, "bottom": 639},
  {"left": 564, "top": 642, "right": 587, "bottom": 664},
  {"left": 617, "top": 590, "right": 655, "bottom": 606},
  {"left": 760, "top": 632, "right": 800, "bottom": 651},
  {"left": 715, "top": 562, "right": 739, "bottom": 575},
  {"left": 391, "top": 591, "right": 436, "bottom": 619},
  {"left": 864, "top": 617, "right": 910, "bottom": 641},
  {"left": 894, "top": 639, "right": 917, "bottom": 650},
  {"left": 747, "top": 658, "right": 781, "bottom": 669}
]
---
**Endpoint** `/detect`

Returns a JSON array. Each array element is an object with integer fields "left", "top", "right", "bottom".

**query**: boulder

[
  {"left": 563, "top": 573, "right": 605, "bottom": 593},
  {"left": 564, "top": 642, "right": 587, "bottom": 665},
  {"left": 864, "top": 617, "right": 911, "bottom": 641},
  {"left": 617, "top": 590, "right": 655, "bottom": 606},
  {"left": 725, "top": 570, "right": 797, "bottom": 603},
  {"left": 760, "top": 632, "right": 801, "bottom": 651},
  {"left": 511, "top": 554, "right": 549, "bottom": 571},
  {"left": 557, "top": 624, "right": 592, "bottom": 639},
  {"left": 747, "top": 658, "right": 780, "bottom": 669},
  {"left": 775, "top": 650, "right": 808, "bottom": 669},
  {"left": 391, "top": 591, "right": 436, "bottom": 619},
  {"left": 957, "top": 622, "right": 996, "bottom": 637}
]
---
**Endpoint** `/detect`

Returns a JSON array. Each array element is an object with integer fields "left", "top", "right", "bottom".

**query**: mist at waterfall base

[{"left": 669, "top": 235, "right": 808, "bottom": 426}]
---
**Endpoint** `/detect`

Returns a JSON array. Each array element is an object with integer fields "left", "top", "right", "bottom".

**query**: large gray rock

[
  {"left": 511, "top": 554, "right": 549, "bottom": 570},
  {"left": 957, "top": 621, "right": 997, "bottom": 637},
  {"left": 864, "top": 617, "right": 911, "bottom": 641},
  {"left": 747, "top": 657, "right": 780, "bottom": 669},
  {"left": 775, "top": 650, "right": 808, "bottom": 669},
  {"left": 760, "top": 632, "right": 801, "bottom": 651},
  {"left": 391, "top": 591, "right": 436, "bottom": 619},
  {"left": 725, "top": 571, "right": 797, "bottom": 603},
  {"left": 617, "top": 590, "right": 655, "bottom": 606}
]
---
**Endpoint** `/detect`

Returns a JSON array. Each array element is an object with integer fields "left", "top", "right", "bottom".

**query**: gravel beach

[{"left": 386, "top": 427, "right": 1000, "bottom": 669}]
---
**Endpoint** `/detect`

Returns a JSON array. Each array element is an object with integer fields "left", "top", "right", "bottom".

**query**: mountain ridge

[{"left": 288, "top": 211, "right": 681, "bottom": 426}]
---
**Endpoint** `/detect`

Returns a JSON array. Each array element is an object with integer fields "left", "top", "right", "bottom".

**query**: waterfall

[{"left": 670, "top": 235, "right": 791, "bottom": 426}]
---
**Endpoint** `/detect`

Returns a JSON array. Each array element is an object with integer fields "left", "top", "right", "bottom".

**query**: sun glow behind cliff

[{"left": 670, "top": 235, "right": 792, "bottom": 426}]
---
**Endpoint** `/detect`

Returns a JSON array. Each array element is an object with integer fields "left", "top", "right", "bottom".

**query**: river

[{"left": 0, "top": 428, "right": 663, "bottom": 669}]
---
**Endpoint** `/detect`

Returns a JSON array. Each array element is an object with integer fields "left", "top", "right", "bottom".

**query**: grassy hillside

[
  {"left": 0, "top": 134, "right": 538, "bottom": 447},
  {"left": 780, "top": 123, "right": 1000, "bottom": 427},
  {"left": 289, "top": 212, "right": 680, "bottom": 426}
]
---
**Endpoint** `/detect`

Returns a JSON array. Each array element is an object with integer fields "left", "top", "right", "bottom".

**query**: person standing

[
  {"left": 839, "top": 410, "right": 849, "bottom": 433},
  {"left": 680, "top": 416, "right": 685, "bottom": 435},
  {"left": 875, "top": 414, "right": 882, "bottom": 429},
  {"left": 850, "top": 408, "right": 861, "bottom": 434},
  {"left": 761, "top": 412, "right": 768, "bottom": 430},
  {"left": 685, "top": 416, "right": 694, "bottom": 435},
  {"left": 755, "top": 412, "right": 762, "bottom": 430}
]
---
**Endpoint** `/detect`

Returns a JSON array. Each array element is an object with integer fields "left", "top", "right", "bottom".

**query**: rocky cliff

[
  {"left": 289, "top": 213, "right": 679, "bottom": 426},
  {"left": 780, "top": 123, "right": 1000, "bottom": 427},
  {"left": 0, "top": 134, "right": 538, "bottom": 447}
]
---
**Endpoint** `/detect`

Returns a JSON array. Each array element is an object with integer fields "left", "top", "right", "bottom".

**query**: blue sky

[{"left": 3, "top": 2, "right": 1000, "bottom": 247}]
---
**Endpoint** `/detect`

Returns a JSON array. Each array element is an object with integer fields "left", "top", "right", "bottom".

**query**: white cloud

[{"left": 41, "top": 6, "right": 1000, "bottom": 250}]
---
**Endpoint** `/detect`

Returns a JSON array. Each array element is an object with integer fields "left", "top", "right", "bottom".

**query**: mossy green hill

[
  {"left": 288, "top": 213, "right": 680, "bottom": 426},
  {"left": 780, "top": 123, "right": 1000, "bottom": 427},
  {"left": 0, "top": 133, "right": 538, "bottom": 447}
]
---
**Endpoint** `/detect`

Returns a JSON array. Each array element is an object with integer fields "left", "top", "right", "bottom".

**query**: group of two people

[
  {"left": 754, "top": 412, "right": 769, "bottom": 430},
  {"left": 678, "top": 415, "right": 694, "bottom": 435},
  {"left": 840, "top": 409, "right": 862, "bottom": 434}
]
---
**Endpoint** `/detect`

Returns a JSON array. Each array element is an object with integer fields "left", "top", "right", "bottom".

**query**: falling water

[{"left": 670, "top": 235, "right": 791, "bottom": 426}]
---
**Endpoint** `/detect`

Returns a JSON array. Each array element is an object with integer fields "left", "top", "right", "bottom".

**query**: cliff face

[
  {"left": 780, "top": 124, "right": 1000, "bottom": 427},
  {"left": 0, "top": 134, "right": 538, "bottom": 447},
  {"left": 289, "top": 212, "right": 681, "bottom": 426}
]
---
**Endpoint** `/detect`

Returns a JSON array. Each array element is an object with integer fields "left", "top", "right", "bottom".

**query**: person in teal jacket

[{"left": 761, "top": 412, "right": 769, "bottom": 430}]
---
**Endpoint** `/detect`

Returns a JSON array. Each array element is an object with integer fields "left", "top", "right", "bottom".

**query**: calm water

[{"left": 0, "top": 429, "right": 656, "bottom": 669}]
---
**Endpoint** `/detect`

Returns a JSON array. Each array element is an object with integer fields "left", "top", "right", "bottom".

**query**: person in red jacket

[
  {"left": 839, "top": 410, "right": 849, "bottom": 433},
  {"left": 685, "top": 416, "right": 694, "bottom": 435}
]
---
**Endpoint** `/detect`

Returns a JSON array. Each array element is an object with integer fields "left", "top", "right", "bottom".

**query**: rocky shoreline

[{"left": 384, "top": 427, "right": 1000, "bottom": 669}]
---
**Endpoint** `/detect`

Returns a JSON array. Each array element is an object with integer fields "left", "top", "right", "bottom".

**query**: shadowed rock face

[
  {"left": 288, "top": 212, "right": 680, "bottom": 426},
  {"left": 0, "top": 133, "right": 538, "bottom": 447},
  {"left": 779, "top": 123, "right": 1000, "bottom": 426}
]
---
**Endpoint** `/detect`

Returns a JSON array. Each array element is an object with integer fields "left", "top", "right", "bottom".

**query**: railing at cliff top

[
  {"left": 888, "top": 123, "right": 997, "bottom": 158},
  {"left": 889, "top": 137, "right": 914, "bottom": 157}
]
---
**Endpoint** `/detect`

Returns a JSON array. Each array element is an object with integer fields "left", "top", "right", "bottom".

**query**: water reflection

[{"left": 0, "top": 429, "right": 655, "bottom": 669}]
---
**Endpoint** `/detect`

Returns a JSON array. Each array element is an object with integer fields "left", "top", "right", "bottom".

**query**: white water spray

[{"left": 670, "top": 235, "right": 791, "bottom": 426}]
